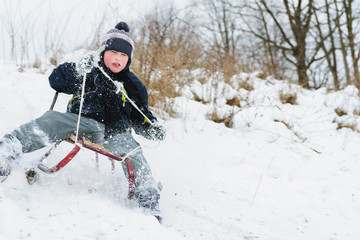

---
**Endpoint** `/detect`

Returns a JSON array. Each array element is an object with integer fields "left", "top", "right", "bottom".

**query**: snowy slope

[{"left": 1, "top": 62, "right": 360, "bottom": 240}]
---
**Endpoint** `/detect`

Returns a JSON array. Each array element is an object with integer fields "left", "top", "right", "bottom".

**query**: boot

[
  {"left": 135, "top": 187, "right": 162, "bottom": 223},
  {"left": 0, "top": 158, "right": 11, "bottom": 183},
  {"left": 0, "top": 134, "right": 22, "bottom": 182}
]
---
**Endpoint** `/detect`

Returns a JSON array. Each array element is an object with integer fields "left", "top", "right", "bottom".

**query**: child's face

[{"left": 103, "top": 50, "right": 129, "bottom": 73}]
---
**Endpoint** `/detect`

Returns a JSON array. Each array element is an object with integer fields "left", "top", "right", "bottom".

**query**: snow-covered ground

[{"left": 1, "top": 62, "right": 360, "bottom": 240}]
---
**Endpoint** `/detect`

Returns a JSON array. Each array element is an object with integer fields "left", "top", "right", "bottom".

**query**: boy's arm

[
  {"left": 132, "top": 111, "right": 166, "bottom": 141},
  {"left": 49, "top": 62, "right": 82, "bottom": 94},
  {"left": 130, "top": 79, "right": 165, "bottom": 141}
]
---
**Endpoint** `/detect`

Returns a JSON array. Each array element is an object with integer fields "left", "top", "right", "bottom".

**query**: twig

[{"left": 251, "top": 174, "right": 263, "bottom": 206}]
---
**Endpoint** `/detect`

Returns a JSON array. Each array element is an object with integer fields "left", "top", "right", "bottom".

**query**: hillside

[{"left": 0, "top": 62, "right": 360, "bottom": 239}]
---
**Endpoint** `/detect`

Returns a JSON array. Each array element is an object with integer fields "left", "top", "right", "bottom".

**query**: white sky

[{"left": 0, "top": 0, "right": 192, "bottom": 62}]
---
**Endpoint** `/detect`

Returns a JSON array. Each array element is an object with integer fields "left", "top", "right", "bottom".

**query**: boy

[{"left": 0, "top": 22, "right": 165, "bottom": 222}]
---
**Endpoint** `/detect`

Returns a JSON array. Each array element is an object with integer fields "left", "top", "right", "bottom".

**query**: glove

[
  {"left": 148, "top": 124, "right": 166, "bottom": 141},
  {"left": 76, "top": 52, "right": 98, "bottom": 75}
]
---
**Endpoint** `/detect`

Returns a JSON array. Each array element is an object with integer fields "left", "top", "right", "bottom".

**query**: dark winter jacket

[{"left": 48, "top": 62, "right": 157, "bottom": 138}]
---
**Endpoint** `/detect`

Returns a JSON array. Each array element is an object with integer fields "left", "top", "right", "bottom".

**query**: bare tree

[
  {"left": 1, "top": 1, "right": 18, "bottom": 63},
  {"left": 313, "top": 0, "right": 340, "bottom": 90},
  {"left": 344, "top": 0, "right": 360, "bottom": 88},
  {"left": 242, "top": 0, "right": 323, "bottom": 88},
  {"left": 132, "top": 5, "right": 203, "bottom": 115},
  {"left": 200, "top": 0, "right": 241, "bottom": 80},
  {"left": 252, "top": 0, "right": 286, "bottom": 78},
  {"left": 334, "top": 0, "right": 351, "bottom": 85},
  {"left": 133, "top": 6, "right": 202, "bottom": 83}
]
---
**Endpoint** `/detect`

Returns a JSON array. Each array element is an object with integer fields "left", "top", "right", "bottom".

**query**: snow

[{"left": 1, "top": 62, "right": 360, "bottom": 240}]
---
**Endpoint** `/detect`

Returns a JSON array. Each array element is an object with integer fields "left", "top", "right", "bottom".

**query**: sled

[{"left": 35, "top": 92, "right": 135, "bottom": 199}]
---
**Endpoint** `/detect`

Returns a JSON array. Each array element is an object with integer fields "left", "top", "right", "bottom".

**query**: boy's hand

[
  {"left": 149, "top": 124, "right": 166, "bottom": 141},
  {"left": 76, "top": 52, "right": 98, "bottom": 74}
]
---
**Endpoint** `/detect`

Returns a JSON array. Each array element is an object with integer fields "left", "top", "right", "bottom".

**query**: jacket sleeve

[
  {"left": 48, "top": 62, "right": 82, "bottom": 94},
  {"left": 128, "top": 73, "right": 158, "bottom": 137},
  {"left": 131, "top": 92, "right": 166, "bottom": 141}
]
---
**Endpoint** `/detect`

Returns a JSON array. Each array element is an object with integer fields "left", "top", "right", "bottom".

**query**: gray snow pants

[{"left": 12, "top": 111, "right": 157, "bottom": 193}]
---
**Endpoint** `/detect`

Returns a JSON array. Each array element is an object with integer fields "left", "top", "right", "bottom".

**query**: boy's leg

[
  {"left": 12, "top": 110, "right": 104, "bottom": 153},
  {"left": 0, "top": 111, "right": 104, "bottom": 181},
  {"left": 104, "top": 132, "right": 161, "bottom": 220}
]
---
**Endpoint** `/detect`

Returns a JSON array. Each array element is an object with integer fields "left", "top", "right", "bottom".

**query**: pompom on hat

[{"left": 98, "top": 22, "right": 135, "bottom": 69}]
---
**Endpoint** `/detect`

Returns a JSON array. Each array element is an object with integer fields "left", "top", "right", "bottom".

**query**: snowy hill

[{"left": 1, "top": 62, "right": 360, "bottom": 240}]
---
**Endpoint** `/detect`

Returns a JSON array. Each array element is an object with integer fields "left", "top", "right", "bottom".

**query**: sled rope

[
  {"left": 98, "top": 66, "right": 155, "bottom": 126},
  {"left": 74, "top": 72, "right": 88, "bottom": 145},
  {"left": 122, "top": 145, "right": 142, "bottom": 159}
]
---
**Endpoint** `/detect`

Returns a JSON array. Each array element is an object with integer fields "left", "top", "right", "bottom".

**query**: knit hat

[{"left": 98, "top": 22, "right": 135, "bottom": 68}]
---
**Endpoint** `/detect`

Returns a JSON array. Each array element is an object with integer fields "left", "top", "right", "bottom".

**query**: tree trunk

[
  {"left": 335, "top": 0, "right": 351, "bottom": 85},
  {"left": 345, "top": 0, "right": 360, "bottom": 88},
  {"left": 284, "top": 0, "right": 313, "bottom": 88},
  {"left": 326, "top": 0, "right": 339, "bottom": 90},
  {"left": 295, "top": 43, "right": 309, "bottom": 88}
]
